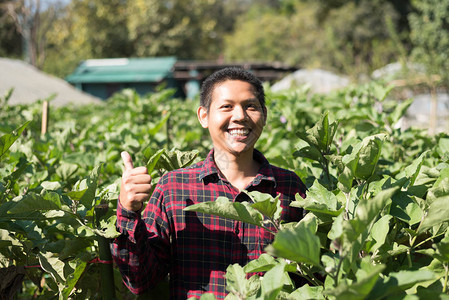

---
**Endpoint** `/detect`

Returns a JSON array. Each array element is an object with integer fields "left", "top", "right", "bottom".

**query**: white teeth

[{"left": 229, "top": 129, "right": 250, "bottom": 136}]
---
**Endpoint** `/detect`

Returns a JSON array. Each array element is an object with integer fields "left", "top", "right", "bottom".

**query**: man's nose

[{"left": 232, "top": 106, "right": 247, "bottom": 121}]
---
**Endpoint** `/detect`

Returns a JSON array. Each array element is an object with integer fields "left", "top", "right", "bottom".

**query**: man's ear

[{"left": 197, "top": 106, "right": 209, "bottom": 128}]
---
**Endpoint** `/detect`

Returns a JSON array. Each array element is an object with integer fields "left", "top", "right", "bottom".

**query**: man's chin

[{"left": 226, "top": 145, "right": 254, "bottom": 157}]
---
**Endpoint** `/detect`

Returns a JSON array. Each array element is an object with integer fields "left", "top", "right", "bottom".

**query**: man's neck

[{"left": 214, "top": 148, "right": 261, "bottom": 191}]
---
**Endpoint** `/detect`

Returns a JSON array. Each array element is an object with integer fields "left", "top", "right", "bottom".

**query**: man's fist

[{"left": 120, "top": 151, "right": 152, "bottom": 211}]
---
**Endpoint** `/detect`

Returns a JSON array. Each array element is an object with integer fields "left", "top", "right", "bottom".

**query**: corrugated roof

[{"left": 66, "top": 57, "right": 177, "bottom": 84}]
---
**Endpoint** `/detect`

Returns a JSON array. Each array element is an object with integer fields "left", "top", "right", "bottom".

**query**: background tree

[
  {"left": 223, "top": 2, "right": 324, "bottom": 67},
  {"left": 3, "top": 0, "right": 449, "bottom": 91},
  {"left": 42, "top": 0, "right": 243, "bottom": 77},
  {"left": 408, "top": 0, "right": 449, "bottom": 134},
  {"left": 321, "top": 0, "right": 401, "bottom": 76},
  {"left": 1, "top": 0, "right": 61, "bottom": 68},
  {"left": 126, "top": 0, "right": 235, "bottom": 59},
  {"left": 43, "top": 0, "right": 131, "bottom": 77},
  {"left": 0, "top": 0, "right": 21, "bottom": 58},
  {"left": 223, "top": 0, "right": 407, "bottom": 77}
]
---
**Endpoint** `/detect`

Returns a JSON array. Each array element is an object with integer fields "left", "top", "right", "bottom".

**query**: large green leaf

[
  {"left": 66, "top": 164, "right": 102, "bottom": 212},
  {"left": 225, "top": 264, "right": 247, "bottom": 297},
  {"left": 293, "top": 145, "right": 323, "bottom": 162},
  {"left": 148, "top": 112, "right": 171, "bottom": 136},
  {"left": 145, "top": 148, "right": 165, "bottom": 173},
  {"left": 63, "top": 152, "right": 96, "bottom": 168},
  {"left": 94, "top": 215, "right": 121, "bottom": 238},
  {"left": 288, "top": 285, "right": 325, "bottom": 300},
  {"left": 259, "top": 260, "right": 288, "bottom": 300},
  {"left": 366, "top": 269, "right": 436, "bottom": 299},
  {"left": 44, "top": 238, "right": 92, "bottom": 261},
  {"left": 61, "top": 257, "right": 88, "bottom": 299},
  {"left": 369, "top": 215, "right": 393, "bottom": 253},
  {"left": 8, "top": 191, "right": 62, "bottom": 214},
  {"left": 245, "top": 191, "right": 282, "bottom": 220},
  {"left": 434, "top": 230, "right": 449, "bottom": 263},
  {"left": 438, "top": 138, "right": 449, "bottom": 156},
  {"left": 243, "top": 253, "right": 277, "bottom": 273},
  {"left": 337, "top": 165, "right": 355, "bottom": 194},
  {"left": 388, "top": 98, "right": 414, "bottom": 125},
  {"left": 372, "top": 82, "right": 394, "bottom": 102},
  {"left": 291, "top": 180, "right": 343, "bottom": 216},
  {"left": 341, "top": 134, "right": 385, "bottom": 181},
  {"left": 427, "top": 168, "right": 449, "bottom": 203},
  {"left": 400, "top": 150, "right": 430, "bottom": 187},
  {"left": 157, "top": 149, "right": 199, "bottom": 171},
  {"left": 225, "top": 264, "right": 259, "bottom": 299},
  {"left": 38, "top": 251, "right": 67, "bottom": 283},
  {"left": 0, "top": 121, "right": 30, "bottom": 160},
  {"left": 344, "top": 187, "right": 399, "bottom": 243},
  {"left": 184, "top": 197, "right": 264, "bottom": 227},
  {"left": 265, "top": 222, "right": 321, "bottom": 266},
  {"left": 325, "top": 258, "right": 385, "bottom": 300},
  {"left": 419, "top": 195, "right": 449, "bottom": 233},
  {"left": 389, "top": 192, "right": 423, "bottom": 225},
  {"left": 353, "top": 134, "right": 385, "bottom": 180},
  {"left": 296, "top": 112, "right": 338, "bottom": 160}
]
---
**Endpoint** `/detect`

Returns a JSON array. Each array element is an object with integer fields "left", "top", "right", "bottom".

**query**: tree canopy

[{"left": 1, "top": 0, "right": 446, "bottom": 83}]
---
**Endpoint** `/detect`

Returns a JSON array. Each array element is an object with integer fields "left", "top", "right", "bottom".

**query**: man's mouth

[{"left": 228, "top": 128, "right": 250, "bottom": 137}]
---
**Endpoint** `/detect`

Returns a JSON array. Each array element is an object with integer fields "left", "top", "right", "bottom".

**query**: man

[{"left": 111, "top": 67, "right": 307, "bottom": 299}]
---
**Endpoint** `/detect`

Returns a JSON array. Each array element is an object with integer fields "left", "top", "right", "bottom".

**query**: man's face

[{"left": 197, "top": 80, "right": 266, "bottom": 157}]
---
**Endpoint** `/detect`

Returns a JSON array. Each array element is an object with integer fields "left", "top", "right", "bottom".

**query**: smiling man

[{"left": 111, "top": 67, "right": 307, "bottom": 299}]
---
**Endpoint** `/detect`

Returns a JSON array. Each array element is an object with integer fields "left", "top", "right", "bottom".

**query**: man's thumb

[{"left": 121, "top": 151, "right": 134, "bottom": 171}]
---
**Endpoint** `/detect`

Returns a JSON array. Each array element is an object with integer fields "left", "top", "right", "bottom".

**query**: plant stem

[
  {"left": 293, "top": 271, "right": 317, "bottom": 286},
  {"left": 410, "top": 213, "right": 426, "bottom": 248},
  {"left": 267, "top": 218, "right": 280, "bottom": 232},
  {"left": 406, "top": 249, "right": 412, "bottom": 268},
  {"left": 363, "top": 181, "right": 370, "bottom": 201},
  {"left": 413, "top": 231, "right": 445, "bottom": 249},
  {"left": 444, "top": 263, "right": 448, "bottom": 294},
  {"left": 333, "top": 254, "right": 345, "bottom": 287},
  {"left": 344, "top": 192, "right": 351, "bottom": 220},
  {"left": 301, "top": 265, "right": 324, "bottom": 286},
  {"left": 0, "top": 181, "right": 11, "bottom": 204},
  {"left": 95, "top": 204, "right": 116, "bottom": 300},
  {"left": 261, "top": 224, "right": 277, "bottom": 235}
]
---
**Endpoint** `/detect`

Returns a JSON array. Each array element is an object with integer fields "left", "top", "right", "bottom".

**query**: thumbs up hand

[{"left": 120, "top": 151, "right": 152, "bottom": 212}]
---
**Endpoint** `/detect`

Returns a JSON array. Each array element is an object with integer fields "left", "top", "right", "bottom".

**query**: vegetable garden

[{"left": 1, "top": 82, "right": 448, "bottom": 299}]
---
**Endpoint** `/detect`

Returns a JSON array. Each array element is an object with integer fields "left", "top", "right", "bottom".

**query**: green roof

[{"left": 66, "top": 57, "right": 177, "bottom": 84}]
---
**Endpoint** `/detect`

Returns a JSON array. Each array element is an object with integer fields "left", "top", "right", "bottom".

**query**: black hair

[{"left": 200, "top": 67, "right": 265, "bottom": 111}]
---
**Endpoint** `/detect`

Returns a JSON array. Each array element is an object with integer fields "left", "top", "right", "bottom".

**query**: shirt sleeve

[{"left": 110, "top": 181, "right": 171, "bottom": 295}]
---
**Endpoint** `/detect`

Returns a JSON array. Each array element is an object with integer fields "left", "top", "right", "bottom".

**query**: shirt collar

[{"left": 199, "top": 148, "right": 276, "bottom": 187}]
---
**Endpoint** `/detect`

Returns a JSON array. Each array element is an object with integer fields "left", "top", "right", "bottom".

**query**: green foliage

[
  {"left": 5, "top": 0, "right": 449, "bottom": 88},
  {"left": 224, "top": 0, "right": 405, "bottom": 77},
  {"left": 42, "top": 0, "right": 241, "bottom": 76},
  {"left": 185, "top": 83, "right": 449, "bottom": 298},
  {"left": 409, "top": 0, "right": 449, "bottom": 84},
  {"left": 1, "top": 81, "right": 449, "bottom": 298},
  {"left": 0, "top": 89, "right": 202, "bottom": 298}
]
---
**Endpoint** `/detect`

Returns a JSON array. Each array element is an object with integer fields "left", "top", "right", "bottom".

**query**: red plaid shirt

[{"left": 111, "top": 149, "right": 307, "bottom": 299}]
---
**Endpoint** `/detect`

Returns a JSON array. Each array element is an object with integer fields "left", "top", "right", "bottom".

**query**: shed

[{"left": 66, "top": 57, "right": 179, "bottom": 99}]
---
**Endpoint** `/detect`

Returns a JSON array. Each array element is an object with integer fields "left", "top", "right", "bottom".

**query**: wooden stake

[{"left": 41, "top": 100, "right": 49, "bottom": 135}]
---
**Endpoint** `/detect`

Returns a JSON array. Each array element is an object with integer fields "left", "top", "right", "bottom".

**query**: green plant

[
  {"left": 185, "top": 85, "right": 449, "bottom": 299},
  {"left": 1, "top": 83, "right": 447, "bottom": 299}
]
